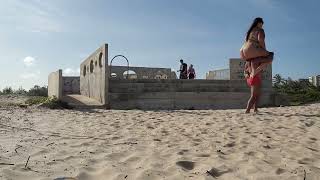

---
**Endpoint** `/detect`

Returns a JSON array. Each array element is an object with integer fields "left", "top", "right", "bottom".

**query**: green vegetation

[
  {"left": 273, "top": 74, "right": 320, "bottom": 105},
  {"left": 0, "top": 85, "right": 71, "bottom": 109},
  {"left": 25, "top": 96, "right": 71, "bottom": 109},
  {"left": 28, "top": 85, "right": 48, "bottom": 97},
  {"left": 1, "top": 87, "right": 13, "bottom": 94},
  {"left": 0, "top": 85, "right": 48, "bottom": 97}
]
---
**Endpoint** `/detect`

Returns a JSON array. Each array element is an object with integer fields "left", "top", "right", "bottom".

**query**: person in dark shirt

[{"left": 178, "top": 59, "right": 188, "bottom": 79}]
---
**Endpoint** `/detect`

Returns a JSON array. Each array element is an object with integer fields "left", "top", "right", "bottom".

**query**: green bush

[
  {"left": 2, "top": 87, "right": 13, "bottom": 94},
  {"left": 25, "top": 96, "right": 49, "bottom": 105},
  {"left": 273, "top": 74, "right": 320, "bottom": 105},
  {"left": 25, "top": 96, "right": 71, "bottom": 109},
  {"left": 14, "top": 87, "right": 27, "bottom": 95},
  {"left": 28, "top": 85, "right": 48, "bottom": 97}
]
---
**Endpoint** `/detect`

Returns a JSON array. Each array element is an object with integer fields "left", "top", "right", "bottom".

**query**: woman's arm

[{"left": 258, "top": 29, "right": 266, "bottom": 49}]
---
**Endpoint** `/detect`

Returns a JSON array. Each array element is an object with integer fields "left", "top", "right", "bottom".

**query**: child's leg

[
  {"left": 250, "top": 52, "right": 273, "bottom": 77},
  {"left": 253, "top": 62, "right": 270, "bottom": 76}
]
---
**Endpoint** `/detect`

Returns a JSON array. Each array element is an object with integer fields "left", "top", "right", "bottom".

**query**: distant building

[
  {"left": 206, "top": 69, "right": 230, "bottom": 80},
  {"left": 309, "top": 75, "right": 320, "bottom": 87}
]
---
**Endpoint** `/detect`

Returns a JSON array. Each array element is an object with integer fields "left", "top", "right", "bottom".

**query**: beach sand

[{"left": 0, "top": 98, "right": 319, "bottom": 179}]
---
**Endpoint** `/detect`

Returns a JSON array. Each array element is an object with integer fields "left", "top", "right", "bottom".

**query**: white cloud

[
  {"left": 23, "top": 56, "right": 36, "bottom": 67},
  {"left": 1, "top": 0, "right": 64, "bottom": 33},
  {"left": 20, "top": 71, "right": 40, "bottom": 79},
  {"left": 63, "top": 68, "right": 80, "bottom": 76}
]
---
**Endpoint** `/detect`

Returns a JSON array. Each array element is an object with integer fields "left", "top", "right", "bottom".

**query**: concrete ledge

[{"left": 109, "top": 92, "right": 273, "bottom": 110}]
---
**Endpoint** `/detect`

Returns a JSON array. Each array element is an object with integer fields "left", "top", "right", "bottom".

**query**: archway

[
  {"left": 110, "top": 55, "right": 129, "bottom": 78},
  {"left": 123, "top": 70, "right": 137, "bottom": 79}
]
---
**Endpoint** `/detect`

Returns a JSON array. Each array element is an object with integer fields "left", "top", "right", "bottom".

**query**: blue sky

[{"left": 0, "top": 0, "right": 319, "bottom": 90}]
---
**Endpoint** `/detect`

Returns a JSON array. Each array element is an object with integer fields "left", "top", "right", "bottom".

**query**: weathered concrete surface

[
  {"left": 62, "top": 94, "right": 104, "bottom": 109},
  {"left": 109, "top": 79, "right": 274, "bottom": 110},
  {"left": 110, "top": 66, "right": 175, "bottom": 79},
  {"left": 48, "top": 69, "right": 63, "bottom": 99},
  {"left": 109, "top": 92, "right": 272, "bottom": 110},
  {"left": 80, "top": 44, "right": 109, "bottom": 105},
  {"left": 63, "top": 77, "right": 80, "bottom": 95}
]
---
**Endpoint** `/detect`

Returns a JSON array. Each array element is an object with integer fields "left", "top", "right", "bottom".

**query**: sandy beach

[{"left": 0, "top": 97, "right": 319, "bottom": 180}]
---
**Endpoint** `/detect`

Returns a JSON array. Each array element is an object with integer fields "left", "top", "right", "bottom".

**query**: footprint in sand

[
  {"left": 206, "top": 167, "right": 232, "bottom": 178},
  {"left": 305, "top": 121, "right": 315, "bottom": 127},
  {"left": 307, "top": 147, "right": 318, "bottom": 152},
  {"left": 177, "top": 149, "right": 189, "bottom": 155},
  {"left": 176, "top": 161, "right": 195, "bottom": 170},
  {"left": 276, "top": 168, "right": 286, "bottom": 175},
  {"left": 224, "top": 142, "right": 236, "bottom": 148},
  {"left": 298, "top": 158, "right": 313, "bottom": 165},
  {"left": 309, "top": 137, "right": 317, "bottom": 141},
  {"left": 197, "top": 154, "right": 210, "bottom": 158}
]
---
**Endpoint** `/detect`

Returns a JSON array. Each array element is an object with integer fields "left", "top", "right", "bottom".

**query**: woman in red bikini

[
  {"left": 240, "top": 17, "right": 274, "bottom": 113},
  {"left": 240, "top": 17, "right": 274, "bottom": 75},
  {"left": 244, "top": 62, "right": 263, "bottom": 113}
]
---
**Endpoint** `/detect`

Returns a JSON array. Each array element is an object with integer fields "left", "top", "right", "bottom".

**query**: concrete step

[
  {"left": 108, "top": 91, "right": 274, "bottom": 110},
  {"left": 109, "top": 80, "right": 272, "bottom": 93},
  {"left": 62, "top": 94, "right": 105, "bottom": 109},
  {"left": 109, "top": 85, "right": 272, "bottom": 93},
  {"left": 109, "top": 92, "right": 273, "bottom": 110}
]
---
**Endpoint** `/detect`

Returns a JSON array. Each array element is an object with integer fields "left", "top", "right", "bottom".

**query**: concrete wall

[
  {"left": 110, "top": 66, "right": 174, "bottom": 79},
  {"left": 80, "top": 44, "right": 109, "bottom": 105},
  {"left": 48, "top": 69, "right": 63, "bottom": 99},
  {"left": 206, "top": 69, "right": 230, "bottom": 80},
  {"left": 109, "top": 79, "right": 274, "bottom": 110},
  {"left": 63, "top": 77, "right": 80, "bottom": 95}
]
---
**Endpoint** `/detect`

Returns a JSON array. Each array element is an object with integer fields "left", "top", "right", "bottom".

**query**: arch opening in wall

[
  {"left": 111, "top": 73, "right": 117, "bottom": 78},
  {"left": 110, "top": 55, "right": 129, "bottom": 78},
  {"left": 98, "top": 53, "right": 103, "bottom": 68},
  {"left": 83, "top": 65, "right": 87, "bottom": 76},
  {"left": 155, "top": 71, "right": 168, "bottom": 79},
  {"left": 123, "top": 70, "right": 137, "bottom": 79},
  {"left": 90, "top": 60, "right": 94, "bottom": 73}
]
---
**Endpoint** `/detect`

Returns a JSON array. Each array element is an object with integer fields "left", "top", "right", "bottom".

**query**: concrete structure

[
  {"left": 109, "top": 79, "right": 273, "bottom": 110},
  {"left": 48, "top": 70, "right": 63, "bottom": 99},
  {"left": 110, "top": 66, "right": 175, "bottom": 80},
  {"left": 80, "top": 44, "right": 109, "bottom": 105},
  {"left": 63, "top": 77, "right": 80, "bottom": 95},
  {"left": 48, "top": 44, "right": 280, "bottom": 110},
  {"left": 206, "top": 69, "right": 230, "bottom": 80},
  {"left": 309, "top": 75, "right": 320, "bottom": 87}
]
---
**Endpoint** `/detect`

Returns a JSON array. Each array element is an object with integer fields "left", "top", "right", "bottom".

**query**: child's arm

[{"left": 244, "top": 61, "right": 250, "bottom": 78}]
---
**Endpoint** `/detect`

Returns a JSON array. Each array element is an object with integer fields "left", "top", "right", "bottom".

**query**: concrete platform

[{"left": 62, "top": 94, "right": 105, "bottom": 109}]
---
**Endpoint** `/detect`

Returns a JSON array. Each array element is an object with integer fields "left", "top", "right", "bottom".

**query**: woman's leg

[
  {"left": 246, "top": 86, "right": 258, "bottom": 113},
  {"left": 253, "top": 85, "right": 261, "bottom": 113}
]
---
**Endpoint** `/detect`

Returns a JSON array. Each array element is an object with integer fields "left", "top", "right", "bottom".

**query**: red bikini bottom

[{"left": 247, "top": 75, "right": 261, "bottom": 86}]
